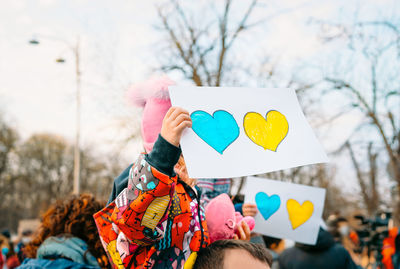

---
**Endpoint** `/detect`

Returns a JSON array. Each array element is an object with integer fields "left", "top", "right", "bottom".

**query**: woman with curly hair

[{"left": 18, "top": 194, "right": 109, "bottom": 268}]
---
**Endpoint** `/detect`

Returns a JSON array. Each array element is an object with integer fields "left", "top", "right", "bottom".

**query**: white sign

[
  {"left": 243, "top": 176, "right": 326, "bottom": 245},
  {"left": 169, "top": 86, "right": 328, "bottom": 179}
]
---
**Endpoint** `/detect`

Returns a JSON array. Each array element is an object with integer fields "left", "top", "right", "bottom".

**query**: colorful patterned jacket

[{"left": 94, "top": 135, "right": 209, "bottom": 269}]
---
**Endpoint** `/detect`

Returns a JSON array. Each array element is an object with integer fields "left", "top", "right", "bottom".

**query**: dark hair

[
  {"left": 24, "top": 194, "right": 109, "bottom": 268},
  {"left": 193, "top": 240, "right": 272, "bottom": 269},
  {"left": 262, "top": 235, "right": 282, "bottom": 249},
  {"left": 1, "top": 229, "right": 10, "bottom": 239}
]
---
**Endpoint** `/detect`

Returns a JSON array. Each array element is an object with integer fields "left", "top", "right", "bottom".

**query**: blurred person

[
  {"left": 278, "top": 227, "right": 359, "bottom": 269},
  {"left": 263, "top": 236, "right": 285, "bottom": 269},
  {"left": 0, "top": 234, "right": 6, "bottom": 269},
  {"left": 191, "top": 239, "right": 272, "bottom": 269},
  {"left": 337, "top": 217, "right": 351, "bottom": 239},
  {"left": 196, "top": 178, "right": 232, "bottom": 207},
  {"left": 1, "top": 230, "right": 11, "bottom": 241},
  {"left": 392, "top": 231, "right": 400, "bottom": 269},
  {"left": 0, "top": 232, "right": 20, "bottom": 269},
  {"left": 18, "top": 194, "right": 108, "bottom": 268},
  {"left": 5, "top": 243, "right": 19, "bottom": 269},
  {"left": 16, "top": 230, "right": 33, "bottom": 263},
  {"left": 326, "top": 215, "right": 341, "bottom": 242},
  {"left": 381, "top": 227, "right": 398, "bottom": 269}
]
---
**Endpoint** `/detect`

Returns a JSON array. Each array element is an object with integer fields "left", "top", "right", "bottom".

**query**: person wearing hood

[
  {"left": 278, "top": 228, "right": 360, "bottom": 269},
  {"left": 17, "top": 194, "right": 108, "bottom": 268}
]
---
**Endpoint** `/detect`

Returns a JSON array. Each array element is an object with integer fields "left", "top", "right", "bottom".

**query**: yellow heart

[
  {"left": 243, "top": 111, "right": 289, "bottom": 151},
  {"left": 286, "top": 199, "right": 314, "bottom": 230}
]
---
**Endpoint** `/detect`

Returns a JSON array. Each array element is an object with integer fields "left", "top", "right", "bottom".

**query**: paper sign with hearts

[
  {"left": 244, "top": 177, "right": 326, "bottom": 245},
  {"left": 191, "top": 110, "right": 240, "bottom": 154},
  {"left": 255, "top": 192, "right": 281, "bottom": 220},
  {"left": 169, "top": 86, "right": 328, "bottom": 179}
]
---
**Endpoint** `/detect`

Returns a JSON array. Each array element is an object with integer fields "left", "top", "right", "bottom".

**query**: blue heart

[
  {"left": 191, "top": 110, "right": 240, "bottom": 154},
  {"left": 255, "top": 192, "right": 281, "bottom": 221}
]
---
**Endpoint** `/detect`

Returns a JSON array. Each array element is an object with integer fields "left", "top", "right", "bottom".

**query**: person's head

[
  {"left": 127, "top": 75, "right": 174, "bottom": 153},
  {"left": 1, "top": 229, "right": 10, "bottom": 239},
  {"left": 193, "top": 240, "right": 272, "bottom": 269},
  {"left": 21, "top": 229, "right": 33, "bottom": 245},
  {"left": 262, "top": 236, "right": 285, "bottom": 253},
  {"left": 175, "top": 155, "right": 196, "bottom": 186},
  {"left": 337, "top": 217, "right": 350, "bottom": 237},
  {"left": 24, "top": 194, "right": 108, "bottom": 267}
]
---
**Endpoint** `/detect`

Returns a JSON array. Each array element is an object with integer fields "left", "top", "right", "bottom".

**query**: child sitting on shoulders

[{"left": 94, "top": 77, "right": 209, "bottom": 269}]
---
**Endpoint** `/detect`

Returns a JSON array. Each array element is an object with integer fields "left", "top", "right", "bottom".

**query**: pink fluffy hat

[{"left": 126, "top": 75, "right": 175, "bottom": 152}]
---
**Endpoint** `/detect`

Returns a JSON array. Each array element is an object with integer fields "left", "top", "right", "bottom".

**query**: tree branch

[{"left": 345, "top": 141, "right": 372, "bottom": 214}]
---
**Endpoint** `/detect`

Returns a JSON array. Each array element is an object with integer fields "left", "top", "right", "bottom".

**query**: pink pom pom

[{"left": 126, "top": 75, "right": 175, "bottom": 107}]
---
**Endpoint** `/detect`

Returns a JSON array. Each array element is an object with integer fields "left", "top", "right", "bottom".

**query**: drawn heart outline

[
  {"left": 255, "top": 192, "right": 281, "bottom": 221},
  {"left": 243, "top": 110, "right": 289, "bottom": 152},
  {"left": 191, "top": 110, "right": 240, "bottom": 154}
]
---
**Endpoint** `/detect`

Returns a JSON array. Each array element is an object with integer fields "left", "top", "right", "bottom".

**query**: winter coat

[
  {"left": 278, "top": 228, "right": 358, "bottom": 269},
  {"left": 17, "top": 236, "right": 100, "bottom": 269},
  {"left": 94, "top": 135, "right": 209, "bottom": 269}
]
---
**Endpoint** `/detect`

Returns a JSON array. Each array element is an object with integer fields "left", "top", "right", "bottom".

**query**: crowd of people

[{"left": 1, "top": 77, "right": 399, "bottom": 269}]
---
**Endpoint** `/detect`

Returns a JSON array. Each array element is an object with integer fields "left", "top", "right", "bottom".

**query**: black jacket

[{"left": 278, "top": 228, "right": 359, "bottom": 269}]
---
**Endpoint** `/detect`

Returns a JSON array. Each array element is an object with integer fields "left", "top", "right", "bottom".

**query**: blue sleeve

[
  {"left": 146, "top": 134, "right": 181, "bottom": 177},
  {"left": 106, "top": 135, "right": 181, "bottom": 205},
  {"left": 107, "top": 164, "right": 132, "bottom": 205},
  {"left": 234, "top": 203, "right": 243, "bottom": 214}
]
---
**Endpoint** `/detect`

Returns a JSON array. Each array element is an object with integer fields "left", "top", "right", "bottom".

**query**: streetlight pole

[
  {"left": 73, "top": 37, "right": 81, "bottom": 195},
  {"left": 29, "top": 35, "right": 82, "bottom": 195}
]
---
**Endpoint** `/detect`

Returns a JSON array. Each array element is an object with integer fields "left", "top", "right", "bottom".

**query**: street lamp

[{"left": 28, "top": 36, "right": 82, "bottom": 195}]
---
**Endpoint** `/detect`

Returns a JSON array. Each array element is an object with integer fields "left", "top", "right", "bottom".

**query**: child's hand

[
  {"left": 242, "top": 203, "right": 258, "bottom": 217},
  {"left": 233, "top": 221, "right": 251, "bottom": 241},
  {"left": 161, "top": 107, "right": 192, "bottom": 147}
]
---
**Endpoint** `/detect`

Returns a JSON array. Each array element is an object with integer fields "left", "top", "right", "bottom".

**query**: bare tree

[
  {"left": 156, "top": 0, "right": 262, "bottom": 86},
  {"left": 345, "top": 141, "right": 379, "bottom": 215},
  {"left": 0, "top": 130, "right": 121, "bottom": 232},
  {"left": 320, "top": 20, "right": 400, "bottom": 218}
]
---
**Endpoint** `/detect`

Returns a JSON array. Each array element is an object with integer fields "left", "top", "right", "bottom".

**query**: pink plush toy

[{"left": 205, "top": 193, "right": 255, "bottom": 242}]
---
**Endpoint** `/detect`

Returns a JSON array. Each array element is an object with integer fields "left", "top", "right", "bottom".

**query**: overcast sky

[{"left": 0, "top": 0, "right": 398, "bottom": 193}]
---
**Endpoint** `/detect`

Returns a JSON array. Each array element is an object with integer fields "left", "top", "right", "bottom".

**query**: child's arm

[{"left": 103, "top": 107, "right": 192, "bottom": 243}]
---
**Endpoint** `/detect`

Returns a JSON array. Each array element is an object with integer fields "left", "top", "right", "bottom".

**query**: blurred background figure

[
  {"left": 278, "top": 227, "right": 359, "bottom": 269},
  {"left": 1, "top": 229, "right": 20, "bottom": 269},
  {"left": 15, "top": 230, "right": 33, "bottom": 264},
  {"left": 262, "top": 236, "right": 285, "bottom": 269},
  {"left": 18, "top": 194, "right": 109, "bottom": 269}
]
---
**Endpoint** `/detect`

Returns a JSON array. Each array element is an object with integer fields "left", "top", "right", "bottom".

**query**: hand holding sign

[{"left": 160, "top": 107, "right": 192, "bottom": 147}]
